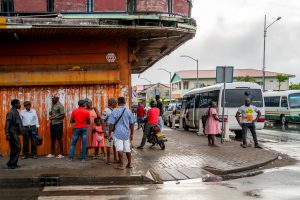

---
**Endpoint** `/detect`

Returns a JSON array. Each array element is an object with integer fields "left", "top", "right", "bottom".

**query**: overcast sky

[{"left": 132, "top": 0, "right": 300, "bottom": 86}]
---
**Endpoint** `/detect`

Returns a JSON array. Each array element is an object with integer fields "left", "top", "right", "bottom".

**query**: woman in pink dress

[
  {"left": 204, "top": 101, "right": 222, "bottom": 147},
  {"left": 84, "top": 98, "right": 101, "bottom": 152}
]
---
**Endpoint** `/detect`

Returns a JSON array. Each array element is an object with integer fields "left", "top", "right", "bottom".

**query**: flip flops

[
  {"left": 115, "top": 166, "right": 125, "bottom": 170},
  {"left": 126, "top": 164, "right": 133, "bottom": 169}
]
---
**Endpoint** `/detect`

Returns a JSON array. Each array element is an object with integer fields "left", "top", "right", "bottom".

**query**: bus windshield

[
  {"left": 222, "top": 89, "right": 263, "bottom": 107},
  {"left": 289, "top": 93, "right": 300, "bottom": 108}
]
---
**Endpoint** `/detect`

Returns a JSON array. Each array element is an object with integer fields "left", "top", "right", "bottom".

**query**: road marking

[
  {"left": 39, "top": 195, "right": 148, "bottom": 200},
  {"left": 39, "top": 185, "right": 208, "bottom": 200},
  {"left": 43, "top": 185, "right": 151, "bottom": 192}
]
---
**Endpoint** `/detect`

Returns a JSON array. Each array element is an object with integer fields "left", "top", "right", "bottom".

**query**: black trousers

[
  {"left": 242, "top": 123, "right": 258, "bottom": 145},
  {"left": 23, "top": 126, "right": 37, "bottom": 156},
  {"left": 140, "top": 124, "right": 155, "bottom": 147},
  {"left": 7, "top": 134, "right": 21, "bottom": 167}
]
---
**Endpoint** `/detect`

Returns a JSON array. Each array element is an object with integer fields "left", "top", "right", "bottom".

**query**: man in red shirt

[
  {"left": 136, "top": 103, "right": 145, "bottom": 129},
  {"left": 137, "top": 101, "right": 160, "bottom": 149},
  {"left": 69, "top": 100, "right": 90, "bottom": 161}
]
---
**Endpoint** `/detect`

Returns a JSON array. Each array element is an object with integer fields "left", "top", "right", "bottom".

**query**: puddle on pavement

[{"left": 265, "top": 122, "right": 300, "bottom": 134}]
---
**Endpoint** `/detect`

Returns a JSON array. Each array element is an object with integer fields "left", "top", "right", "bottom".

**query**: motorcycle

[
  {"left": 142, "top": 118, "right": 167, "bottom": 150},
  {"left": 149, "top": 125, "right": 167, "bottom": 150}
]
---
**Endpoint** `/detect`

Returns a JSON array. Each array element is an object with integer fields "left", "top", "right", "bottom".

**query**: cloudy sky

[{"left": 132, "top": 0, "right": 300, "bottom": 85}]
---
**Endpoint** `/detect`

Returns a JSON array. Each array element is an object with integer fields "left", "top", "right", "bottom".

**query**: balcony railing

[{"left": 0, "top": 0, "right": 192, "bottom": 17}]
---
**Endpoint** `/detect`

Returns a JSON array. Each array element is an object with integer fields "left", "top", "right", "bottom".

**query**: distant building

[
  {"left": 171, "top": 69, "right": 295, "bottom": 98},
  {"left": 135, "top": 83, "right": 170, "bottom": 103}
]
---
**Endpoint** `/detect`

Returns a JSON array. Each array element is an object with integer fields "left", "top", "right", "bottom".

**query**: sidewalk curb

[
  {"left": 0, "top": 154, "right": 278, "bottom": 188},
  {"left": 203, "top": 153, "right": 279, "bottom": 175},
  {"left": 221, "top": 170, "right": 264, "bottom": 181},
  {"left": 0, "top": 174, "right": 154, "bottom": 188}
]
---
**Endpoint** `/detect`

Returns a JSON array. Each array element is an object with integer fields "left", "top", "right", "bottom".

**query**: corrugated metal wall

[{"left": 0, "top": 84, "right": 119, "bottom": 156}]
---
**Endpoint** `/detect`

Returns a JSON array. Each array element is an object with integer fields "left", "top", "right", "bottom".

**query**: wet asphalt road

[
  {"left": 1, "top": 122, "right": 300, "bottom": 200},
  {"left": 222, "top": 122, "right": 300, "bottom": 200}
]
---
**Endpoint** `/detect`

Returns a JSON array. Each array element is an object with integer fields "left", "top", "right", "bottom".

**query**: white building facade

[{"left": 171, "top": 69, "right": 294, "bottom": 99}]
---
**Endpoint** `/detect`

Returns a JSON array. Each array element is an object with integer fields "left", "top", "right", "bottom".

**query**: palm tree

[
  {"left": 275, "top": 74, "right": 289, "bottom": 91},
  {"left": 236, "top": 76, "right": 256, "bottom": 82},
  {"left": 289, "top": 83, "right": 300, "bottom": 90},
  {"left": 200, "top": 83, "right": 206, "bottom": 88}
]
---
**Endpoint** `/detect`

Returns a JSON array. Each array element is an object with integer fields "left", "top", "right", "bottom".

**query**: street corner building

[{"left": 0, "top": 0, "right": 196, "bottom": 156}]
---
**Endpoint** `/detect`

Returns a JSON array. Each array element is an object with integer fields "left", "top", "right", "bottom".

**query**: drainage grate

[{"left": 39, "top": 174, "right": 60, "bottom": 187}]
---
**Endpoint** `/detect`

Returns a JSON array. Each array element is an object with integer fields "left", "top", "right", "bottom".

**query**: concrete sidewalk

[{"left": 0, "top": 127, "right": 281, "bottom": 187}]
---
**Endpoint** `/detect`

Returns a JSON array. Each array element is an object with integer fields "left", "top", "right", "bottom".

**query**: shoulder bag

[{"left": 112, "top": 108, "right": 126, "bottom": 132}]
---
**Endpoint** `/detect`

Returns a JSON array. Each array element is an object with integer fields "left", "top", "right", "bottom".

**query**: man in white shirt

[
  {"left": 20, "top": 101, "right": 39, "bottom": 159},
  {"left": 236, "top": 98, "right": 262, "bottom": 149}
]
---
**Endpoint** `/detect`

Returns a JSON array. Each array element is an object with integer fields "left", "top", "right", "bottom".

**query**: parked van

[
  {"left": 264, "top": 90, "right": 300, "bottom": 124},
  {"left": 181, "top": 82, "right": 265, "bottom": 137},
  {"left": 163, "top": 102, "right": 181, "bottom": 127}
]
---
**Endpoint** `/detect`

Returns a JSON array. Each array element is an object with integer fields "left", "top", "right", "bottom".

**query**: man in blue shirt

[{"left": 108, "top": 97, "right": 135, "bottom": 169}]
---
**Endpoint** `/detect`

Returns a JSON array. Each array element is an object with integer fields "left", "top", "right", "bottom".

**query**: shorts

[
  {"left": 114, "top": 137, "right": 131, "bottom": 153},
  {"left": 137, "top": 117, "right": 143, "bottom": 123},
  {"left": 50, "top": 123, "right": 63, "bottom": 140}
]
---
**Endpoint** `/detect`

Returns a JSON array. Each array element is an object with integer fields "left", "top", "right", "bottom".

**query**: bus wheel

[
  {"left": 234, "top": 130, "right": 243, "bottom": 139},
  {"left": 183, "top": 120, "right": 189, "bottom": 131}
]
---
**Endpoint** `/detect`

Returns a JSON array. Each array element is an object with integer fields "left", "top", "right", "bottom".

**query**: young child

[{"left": 92, "top": 118, "right": 106, "bottom": 160}]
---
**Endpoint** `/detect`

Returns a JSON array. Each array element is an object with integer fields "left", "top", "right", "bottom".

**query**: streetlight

[
  {"left": 262, "top": 15, "right": 281, "bottom": 91},
  {"left": 158, "top": 68, "right": 172, "bottom": 101},
  {"left": 180, "top": 55, "right": 199, "bottom": 88},
  {"left": 139, "top": 77, "right": 152, "bottom": 104},
  {"left": 139, "top": 77, "right": 151, "bottom": 85}
]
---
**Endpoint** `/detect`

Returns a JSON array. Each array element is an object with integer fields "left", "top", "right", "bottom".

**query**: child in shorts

[{"left": 92, "top": 118, "right": 106, "bottom": 160}]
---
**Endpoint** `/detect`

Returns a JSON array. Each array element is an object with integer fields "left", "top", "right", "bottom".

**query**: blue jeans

[
  {"left": 69, "top": 128, "right": 88, "bottom": 160},
  {"left": 158, "top": 116, "right": 164, "bottom": 132}
]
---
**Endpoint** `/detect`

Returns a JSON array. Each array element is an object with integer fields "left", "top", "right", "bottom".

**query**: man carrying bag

[{"left": 108, "top": 97, "right": 135, "bottom": 170}]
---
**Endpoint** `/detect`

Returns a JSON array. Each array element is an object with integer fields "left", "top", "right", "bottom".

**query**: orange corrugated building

[{"left": 0, "top": 0, "right": 196, "bottom": 156}]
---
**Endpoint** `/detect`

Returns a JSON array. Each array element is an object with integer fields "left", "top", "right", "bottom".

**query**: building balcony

[
  {"left": 0, "top": 0, "right": 193, "bottom": 17},
  {"left": 0, "top": 0, "right": 196, "bottom": 74}
]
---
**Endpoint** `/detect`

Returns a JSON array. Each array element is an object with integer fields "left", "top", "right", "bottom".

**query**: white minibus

[
  {"left": 264, "top": 90, "right": 300, "bottom": 124},
  {"left": 181, "top": 82, "right": 265, "bottom": 137}
]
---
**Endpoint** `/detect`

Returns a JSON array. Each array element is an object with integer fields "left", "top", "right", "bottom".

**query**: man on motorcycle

[{"left": 137, "top": 101, "right": 160, "bottom": 149}]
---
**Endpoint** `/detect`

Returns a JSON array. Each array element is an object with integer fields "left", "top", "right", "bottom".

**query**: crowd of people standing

[
  {"left": 4, "top": 95, "right": 135, "bottom": 170},
  {"left": 4, "top": 92, "right": 262, "bottom": 169}
]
